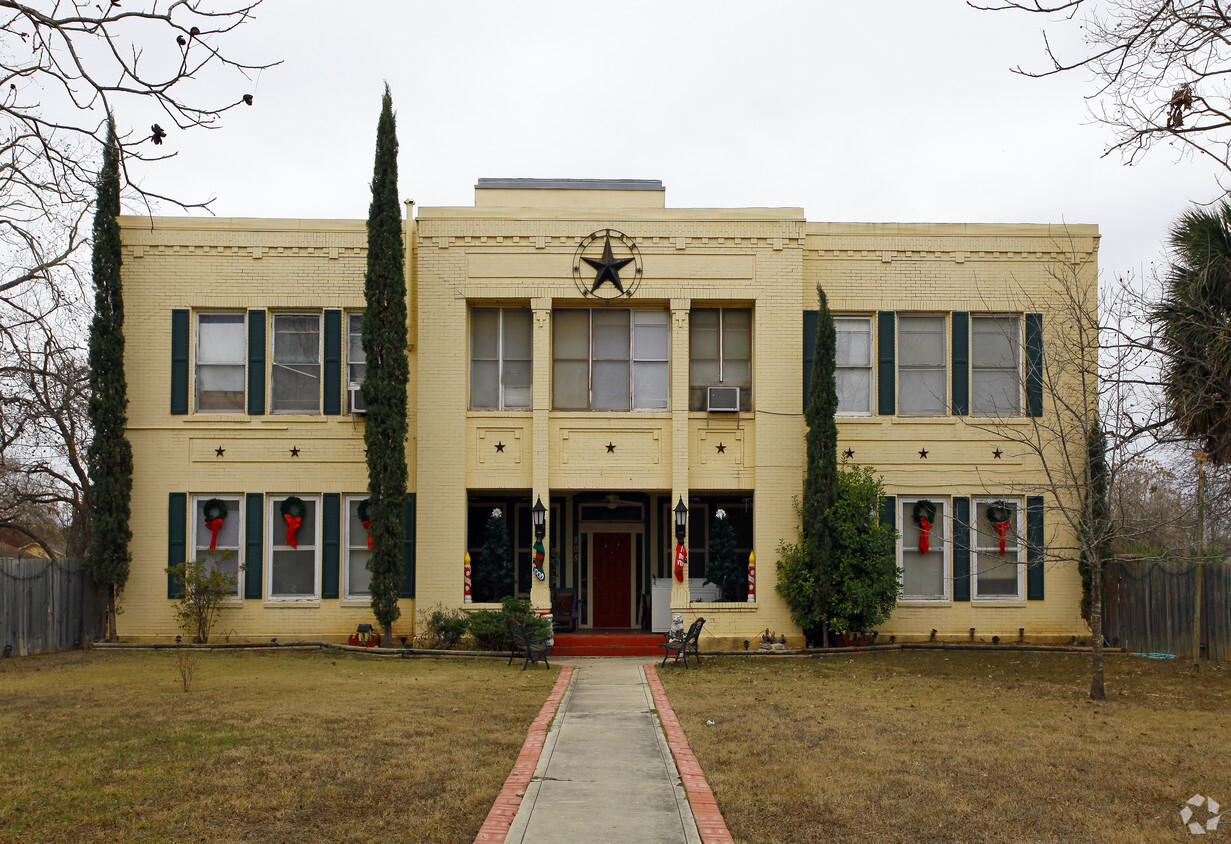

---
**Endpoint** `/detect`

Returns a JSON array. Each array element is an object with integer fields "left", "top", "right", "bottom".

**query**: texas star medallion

[{"left": 573, "top": 228, "right": 643, "bottom": 299}]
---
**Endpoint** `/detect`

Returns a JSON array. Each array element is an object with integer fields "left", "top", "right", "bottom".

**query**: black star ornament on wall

[{"left": 573, "top": 229, "right": 642, "bottom": 300}]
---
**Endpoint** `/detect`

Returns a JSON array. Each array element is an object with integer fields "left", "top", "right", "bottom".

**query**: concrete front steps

[{"left": 551, "top": 629, "right": 669, "bottom": 657}]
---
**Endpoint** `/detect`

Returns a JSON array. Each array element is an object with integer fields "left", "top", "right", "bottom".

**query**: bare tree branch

[{"left": 972, "top": 0, "right": 1231, "bottom": 190}]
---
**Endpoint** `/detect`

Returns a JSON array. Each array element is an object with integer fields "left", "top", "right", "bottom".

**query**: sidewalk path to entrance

[{"left": 475, "top": 658, "right": 732, "bottom": 844}]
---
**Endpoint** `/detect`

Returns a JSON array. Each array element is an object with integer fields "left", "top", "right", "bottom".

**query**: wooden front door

[{"left": 592, "top": 532, "right": 632, "bottom": 627}]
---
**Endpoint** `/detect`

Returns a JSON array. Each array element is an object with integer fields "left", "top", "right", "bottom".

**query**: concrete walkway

[{"left": 503, "top": 659, "right": 703, "bottom": 844}]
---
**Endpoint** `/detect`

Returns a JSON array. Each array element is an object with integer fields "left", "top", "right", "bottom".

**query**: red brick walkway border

[
  {"left": 644, "top": 664, "right": 735, "bottom": 844},
  {"left": 473, "top": 664, "right": 574, "bottom": 844}
]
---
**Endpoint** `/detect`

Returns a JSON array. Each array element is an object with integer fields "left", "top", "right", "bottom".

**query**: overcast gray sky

[{"left": 133, "top": 0, "right": 1222, "bottom": 283}]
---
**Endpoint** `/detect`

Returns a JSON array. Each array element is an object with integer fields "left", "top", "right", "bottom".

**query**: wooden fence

[
  {"left": 0, "top": 557, "right": 102, "bottom": 656},
  {"left": 1104, "top": 559, "right": 1231, "bottom": 666}
]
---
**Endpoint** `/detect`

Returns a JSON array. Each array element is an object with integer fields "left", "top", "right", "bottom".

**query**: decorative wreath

[
  {"left": 202, "top": 498, "right": 228, "bottom": 523},
  {"left": 912, "top": 500, "right": 937, "bottom": 527},
  {"left": 357, "top": 498, "right": 371, "bottom": 523},
  {"left": 985, "top": 501, "right": 1012, "bottom": 525},
  {"left": 280, "top": 496, "right": 306, "bottom": 519}
]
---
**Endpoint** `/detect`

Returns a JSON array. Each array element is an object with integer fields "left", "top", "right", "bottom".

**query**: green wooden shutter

[
  {"left": 953, "top": 496, "right": 971, "bottom": 601},
  {"left": 247, "top": 309, "right": 266, "bottom": 416},
  {"left": 323, "top": 310, "right": 342, "bottom": 416},
  {"left": 322, "top": 493, "right": 340, "bottom": 599},
  {"left": 951, "top": 312, "right": 969, "bottom": 416},
  {"left": 168, "top": 492, "right": 187, "bottom": 598},
  {"left": 1026, "top": 495, "right": 1044, "bottom": 600},
  {"left": 244, "top": 493, "right": 263, "bottom": 599},
  {"left": 803, "top": 310, "right": 818, "bottom": 406},
  {"left": 877, "top": 311, "right": 895, "bottom": 415},
  {"left": 170, "top": 310, "right": 189, "bottom": 415},
  {"left": 401, "top": 494, "right": 416, "bottom": 598},
  {"left": 1025, "top": 313, "right": 1043, "bottom": 417}
]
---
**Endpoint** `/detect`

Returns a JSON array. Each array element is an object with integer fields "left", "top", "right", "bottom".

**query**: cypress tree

[
  {"left": 362, "top": 84, "right": 409, "bottom": 645},
  {"left": 84, "top": 119, "right": 133, "bottom": 642},
  {"left": 1080, "top": 421, "right": 1110, "bottom": 700},
  {"left": 803, "top": 285, "right": 839, "bottom": 645}
]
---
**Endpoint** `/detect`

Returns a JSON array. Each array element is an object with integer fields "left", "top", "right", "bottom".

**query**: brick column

[
  {"left": 670, "top": 300, "right": 690, "bottom": 611},
  {"left": 530, "top": 299, "right": 552, "bottom": 615}
]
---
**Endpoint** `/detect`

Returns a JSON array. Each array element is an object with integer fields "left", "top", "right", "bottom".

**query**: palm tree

[{"left": 1155, "top": 202, "right": 1231, "bottom": 464}]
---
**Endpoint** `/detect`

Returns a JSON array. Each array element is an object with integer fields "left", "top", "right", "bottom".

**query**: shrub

[
  {"left": 416, "top": 603, "right": 469, "bottom": 649},
  {"left": 166, "top": 552, "right": 241, "bottom": 644},
  {"left": 467, "top": 596, "right": 550, "bottom": 650}
]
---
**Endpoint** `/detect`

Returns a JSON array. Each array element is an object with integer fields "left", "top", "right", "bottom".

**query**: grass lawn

[
  {"left": 0, "top": 649, "right": 559, "bottom": 843},
  {"left": 658, "top": 650, "right": 1231, "bottom": 843}
]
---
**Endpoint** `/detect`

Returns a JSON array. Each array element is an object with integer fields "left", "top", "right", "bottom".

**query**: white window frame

[
  {"left": 898, "top": 496, "right": 950, "bottom": 601},
  {"left": 188, "top": 494, "right": 244, "bottom": 600},
  {"left": 971, "top": 496, "right": 1025, "bottom": 600},
  {"left": 270, "top": 312, "right": 322, "bottom": 415},
  {"left": 470, "top": 307, "right": 533, "bottom": 411},
  {"left": 266, "top": 494, "right": 322, "bottom": 601},
  {"left": 897, "top": 314, "right": 947, "bottom": 417},
  {"left": 343, "top": 494, "right": 372, "bottom": 600},
  {"left": 194, "top": 312, "right": 246, "bottom": 413},
  {"left": 347, "top": 312, "right": 366, "bottom": 414},
  {"left": 970, "top": 315, "right": 1023, "bottom": 417},
  {"left": 689, "top": 307, "right": 752, "bottom": 412},
  {"left": 835, "top": 315, "right": 873, "bottom": 417},
  {"left": 551, "top": 308, "right": 670, "bottom": 412}
]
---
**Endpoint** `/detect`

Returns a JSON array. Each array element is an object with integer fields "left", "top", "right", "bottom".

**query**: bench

[
  {"left": 660, "top": 617, "right": 706, "bottom": 668},
  {"left": 506, "top": 617, "right": 552, "bottom": 670}
]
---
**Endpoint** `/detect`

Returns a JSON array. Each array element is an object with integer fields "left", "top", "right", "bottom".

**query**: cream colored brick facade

[{"left": 118, "top": 179, "right": 1097, "bottom": 646}]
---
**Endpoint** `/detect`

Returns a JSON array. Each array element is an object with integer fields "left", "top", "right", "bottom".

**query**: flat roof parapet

[{"left": 475, "top": 178, "right": 664, "bottom": 191}]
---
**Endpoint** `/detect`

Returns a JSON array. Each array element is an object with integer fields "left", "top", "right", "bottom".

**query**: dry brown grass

[
  {"left": 0, "top": 648, "right": 559, "bottom": 843},
  {"left": 658, "top": 650, "right": 1231, "bottom": 844}
]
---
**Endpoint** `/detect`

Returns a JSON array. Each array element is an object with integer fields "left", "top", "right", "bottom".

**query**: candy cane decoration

[
  {"left": 674, "top": 542, "right": 687, "bottom": 582},
  {"left": 464, "top": 551, "right": 472, "bottom": 604},
  {"left": 747, "top": 550, "right": 756, "bottom": 602}
]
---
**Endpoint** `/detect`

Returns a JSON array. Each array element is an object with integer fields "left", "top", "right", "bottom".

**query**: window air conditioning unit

[
  {"left": 348, "top": 382, "right": 367, "bottom": 415},
  {"left": 706, "top": 386, "right": 740, "bottom": 413}
]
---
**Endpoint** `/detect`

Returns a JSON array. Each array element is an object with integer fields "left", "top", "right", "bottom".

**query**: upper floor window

[
  {"left": 835, "top": 316, "right": 872, "bottom": 415},
  {"left": 690, "top": 308, "right": 751, "bottom": 411},
  {"left": 271, "top": 314, "right": 321, "bottom": 414},
  {"left": 195, "top": 313, "right": 245, "bottom": 412},
  {"left": 898, "top": 315, "right": 946, "bottom": 416},
  {"left": 553, "top": 309, "right": 669, "bottom": 411},
  {"left": 471, "top": 307, "right": 532, "bottom": 410},
  {"left": 971, "top": 315, "right": 1021, "bottom": 416},
  {"left": 347, "top": 313, "right": 366, "bottom": 414}
]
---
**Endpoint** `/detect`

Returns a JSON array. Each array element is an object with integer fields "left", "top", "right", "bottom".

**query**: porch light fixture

[
  {"left": 674, "top": 496, "right": 688, "bottom": 543},
  {"left": 532, "top": 496, "right": 547, "bottom": 541}
]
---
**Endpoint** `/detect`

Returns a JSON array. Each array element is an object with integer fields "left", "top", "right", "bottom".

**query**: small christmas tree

[
  {"left": 475, "top": 508, "right": 514, "bottom": 602},
  {"left": 704, "top": 509, "right": 743, "bottom": 601}
]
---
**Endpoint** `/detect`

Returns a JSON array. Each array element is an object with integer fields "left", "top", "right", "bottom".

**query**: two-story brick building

[{"left": 117, "top": 178, "right": 1097, "bottom": 645}]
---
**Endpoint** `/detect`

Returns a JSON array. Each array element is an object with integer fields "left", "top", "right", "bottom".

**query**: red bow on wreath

[
  {"left": 918, "top": 518, "right": 932, "bottom": 554},
  {"left": 205, "top": 518, "right": 224, "bottom": 550},
  {"left": 284, "top": 513, "right": 302, "bottom": 549},
  {"left": 362, "top": 520, "right": 372, "bottom": 549},
  {"left": 993, "top": 521, "right": 1011, "bottom": 555}
]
